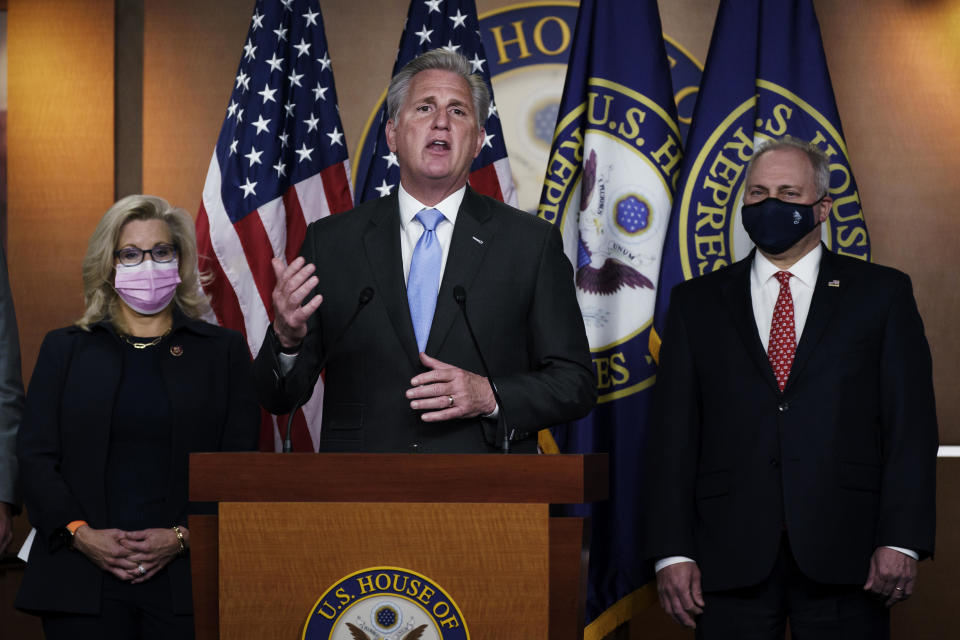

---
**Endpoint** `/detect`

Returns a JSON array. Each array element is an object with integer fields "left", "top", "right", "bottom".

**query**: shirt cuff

[
  {"left": 655, "top": 556, "right": 695, "bottom": 573},
  {"left": 483, "top": 404, "right": 499, "bottom": 419},
  {"left": 277, "top": 351, "right": 298, "bottom": 376},
  {"left": 884, "top": 545, "right": 919, "bottom": 560}
]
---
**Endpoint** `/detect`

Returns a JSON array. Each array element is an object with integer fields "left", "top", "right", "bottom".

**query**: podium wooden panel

[{"left": 189, "top": 453, "right": 607, "bottom": 639}]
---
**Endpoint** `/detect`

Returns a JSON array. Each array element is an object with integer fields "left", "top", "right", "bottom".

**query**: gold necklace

[{"left": 122, "top": 328, "right": 172, "bottom": 349}]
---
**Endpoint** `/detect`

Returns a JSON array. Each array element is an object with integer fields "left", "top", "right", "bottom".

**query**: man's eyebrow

[
  {"left": 745, "top": 183, "right": 803, "bottom": 190},
  {"left": 411, "top": 95, "right": 471, "bottom": 111},
  {"left": 445, "top": 97, "right": 470, "bottom": 110}
]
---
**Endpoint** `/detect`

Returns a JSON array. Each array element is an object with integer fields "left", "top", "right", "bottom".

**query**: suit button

[
  {"left": 409, "top": 443, "right": 420, "bottom": 453},
  {"left": 778, "top": 401, "right": 789, "bottom": 412},
  {"left": 770, "top": 458, "right": 780, "bottom": 468}
]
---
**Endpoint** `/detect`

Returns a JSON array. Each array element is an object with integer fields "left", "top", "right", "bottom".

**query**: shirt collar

[
  {"left": 752, "top": 243, "right": 822, "bottom": 289},
  {"left": 398, "top": 183, "right": 464, "bottom": 230}
]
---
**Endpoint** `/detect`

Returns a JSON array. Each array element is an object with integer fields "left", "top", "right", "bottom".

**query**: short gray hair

[
  {"left": 386, "top": 49, "right": 490, "bottom": 129},
  {"left": 746, "top": 135, "right": 831, "bottom": 198}
]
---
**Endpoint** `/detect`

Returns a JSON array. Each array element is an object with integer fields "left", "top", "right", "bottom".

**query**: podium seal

[{"left": 302, "top": 567, "right": 470, "bottom": 640}]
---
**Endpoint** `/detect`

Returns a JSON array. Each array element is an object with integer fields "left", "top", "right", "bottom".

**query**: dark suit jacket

[
  {"left": 255, "top": 187, "right": 595, "bottom": 453},
  {"left": 16, "top": 312, "right": 259, "bottom": 615},
  {"left": 644, "top": 247, "right": 938, "bottom": 592},
  {"left": 0, "top": 243, "right": 24, "bottom": 510}
]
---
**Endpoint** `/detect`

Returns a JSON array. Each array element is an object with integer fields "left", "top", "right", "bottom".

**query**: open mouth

[{"left": 428, "top": 140, "right": 450, "bottom": 151}]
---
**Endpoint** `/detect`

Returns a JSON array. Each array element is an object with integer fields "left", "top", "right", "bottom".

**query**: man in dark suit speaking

[
  {"left": 645, "top": 136, "right": 938, "bottom": 638},
  {"left": 254, "top": 50, "right": 595, "bottom": 453}
]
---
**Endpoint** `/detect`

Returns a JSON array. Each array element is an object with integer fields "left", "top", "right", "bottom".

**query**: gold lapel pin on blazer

[{"left": 170, "top": 345, "right": 183, "bottom": 356}]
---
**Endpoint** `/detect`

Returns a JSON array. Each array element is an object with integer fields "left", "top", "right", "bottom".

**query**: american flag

[
  {"left": 196, "top": 0, "right": 352, "bottom": 452},
  {"left": 353, "top": 0, "right": 517, "bottom": 206}
]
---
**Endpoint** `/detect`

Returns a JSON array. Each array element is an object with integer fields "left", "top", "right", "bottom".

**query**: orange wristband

[{"left": 66, "top": 520, "right": 88, "bottom": 535}]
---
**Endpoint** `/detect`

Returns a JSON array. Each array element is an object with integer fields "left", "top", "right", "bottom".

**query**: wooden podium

[{"left": 189, "top": 452, "right": 607, "bottom": 639}]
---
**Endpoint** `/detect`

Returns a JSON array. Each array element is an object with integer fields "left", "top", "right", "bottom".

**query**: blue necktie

[{"left": 407, "top": 208, "right": 445, "bottom": 353}]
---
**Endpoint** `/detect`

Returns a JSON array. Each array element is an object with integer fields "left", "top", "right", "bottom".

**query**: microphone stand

[{"left": 282, "top": 287, "right": 374, "bottom": 452}]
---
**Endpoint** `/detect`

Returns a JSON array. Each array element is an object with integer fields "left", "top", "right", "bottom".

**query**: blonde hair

[{"left": 76, "top": 194, "right": 211, "bottom": 331}]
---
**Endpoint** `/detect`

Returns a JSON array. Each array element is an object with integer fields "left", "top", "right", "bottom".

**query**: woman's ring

[{"left": 137, "top": 564, "right": 146, "bottom": 576}]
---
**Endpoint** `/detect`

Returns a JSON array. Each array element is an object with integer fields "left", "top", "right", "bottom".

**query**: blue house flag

[{"left": 536, "top": 0, "right": 682, "bottom": 636}]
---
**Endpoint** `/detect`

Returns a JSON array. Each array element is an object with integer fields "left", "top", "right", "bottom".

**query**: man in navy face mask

[
  {"left": 645, "top": 136, "right": 938, "bottom": 639},
  {"left": 739, "top": 142, "right": 832, "bottom": 259}
]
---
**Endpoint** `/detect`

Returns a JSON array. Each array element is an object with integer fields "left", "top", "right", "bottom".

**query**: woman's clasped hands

[{"left": 71, "top": 525, "right": 186, "bottom": 584}]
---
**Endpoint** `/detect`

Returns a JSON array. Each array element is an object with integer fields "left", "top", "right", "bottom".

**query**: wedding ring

[
  {"left": 137, "top": 564, "right": 146, "bottom": 576},
  {"left": 447, "top": 395, "right": 455, "bottom": 408},
  {"left": 895, "top": 586, "right": 903, "bottom": 591}
]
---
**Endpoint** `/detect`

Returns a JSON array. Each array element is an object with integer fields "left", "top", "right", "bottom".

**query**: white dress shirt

[
  {"left": 655, "top": 245, "right": 915, "bottom": 574},
  {"left": 751, "top": 244, "right": 821, "bottom": 350},
  {"left": 398, "top": 183, "right": 464, "bottom": 284}
]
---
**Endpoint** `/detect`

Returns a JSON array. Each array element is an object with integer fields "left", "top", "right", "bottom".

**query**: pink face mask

[{"left": 114, "top": 259, "right": 181, "bottom": 315}]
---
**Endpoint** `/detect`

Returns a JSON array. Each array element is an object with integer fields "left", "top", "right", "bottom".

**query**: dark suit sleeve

[
  {"left": 221, "top": 331, "right": 261, "bottom": 451},
  {"left": 0, "top": 245, "right": 24, "bottom": 508},
  {"left": 876, "top": 274, "right": 938, "bottom": 557},
  {"left": 494, "top": 223, "right": 596, "bottom": 432},
  {"left": 17, "top": 332, "right": 83, "bottom": 541},
  {"left": 643, "top": 286, "right": 701, "bottom": 562}
]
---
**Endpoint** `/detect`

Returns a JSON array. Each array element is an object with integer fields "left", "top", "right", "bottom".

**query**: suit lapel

[
  {"left": 785, "top": 247, "right": 845, "bottom": 393},
  {"left": 720, "top": 251, "right": 781, "bottom": 395},
  {"left": 362, "top": 194, "right": 421, "bottom": 369},
  {"left": 426, "top": 188, "right": 496, "bottom": 354}
]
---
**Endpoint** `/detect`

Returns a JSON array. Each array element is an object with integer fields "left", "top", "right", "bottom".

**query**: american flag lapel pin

[{"left": 828, "top": 279, "right": 840, "bottom": 288}]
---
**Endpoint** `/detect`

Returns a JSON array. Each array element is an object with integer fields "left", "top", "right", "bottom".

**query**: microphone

[
  {"left": 283, "top": 286, "right": 374, "bottom": 452},
  {"left": 453, "top": 285, "right": 514, "bottom": 453}
]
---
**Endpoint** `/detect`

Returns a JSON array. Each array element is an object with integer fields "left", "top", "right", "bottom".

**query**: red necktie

[{"left": 768, "top": 271, "right": 796, "bottom": 392}]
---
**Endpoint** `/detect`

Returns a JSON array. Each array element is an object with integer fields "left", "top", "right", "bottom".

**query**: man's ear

[
  {"left": 385, "top": 118, "right": 398, "bottom": 152},
  {"left": 473, "top": 126, "right": 485, "bottom": 159},
  {"left": 817, "top": 195, "right": 833, "bottom": 223}
]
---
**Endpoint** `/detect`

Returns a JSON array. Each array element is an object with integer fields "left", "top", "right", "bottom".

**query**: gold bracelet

[{"left": 172, "top": 525, "right": 186, "bottom": 555}]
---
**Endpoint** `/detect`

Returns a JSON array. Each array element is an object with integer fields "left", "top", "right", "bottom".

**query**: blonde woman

[{"left": 16, "top": 195, "right": 258, "bottom": 639}]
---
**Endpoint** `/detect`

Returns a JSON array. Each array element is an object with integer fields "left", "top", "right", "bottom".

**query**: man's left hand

[
  {"left": 407, "top": 353, "right": 496, "bottom": 422},
  {"left": 863, "top": 546, "right": 917, "bottom": 607}
]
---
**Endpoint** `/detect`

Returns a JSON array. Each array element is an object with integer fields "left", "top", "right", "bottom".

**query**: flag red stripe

[
  {"left": 196, "top": 204, "right": 248, "bottom": 339},
  {"left": 232, "top": 211, "right": 277, "bottom": 315},
  {"left": 320, "top": 161, "right": 354, "bottom": 214},
  {"left": 282, "top": 188, "right": 307, "bottom": 267},
  {"left": 257, "top": 409, "right": 275, "bottom": 452},
  {"left": 468, "top": 163, "right": 505, "bottom": 202}
]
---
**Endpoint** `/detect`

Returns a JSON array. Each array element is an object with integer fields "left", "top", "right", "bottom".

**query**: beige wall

[{"left": 8, "top": 0, "right": 114, "bottom": 385}]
